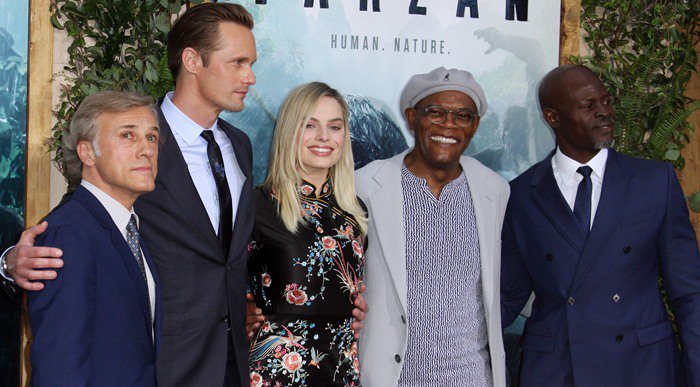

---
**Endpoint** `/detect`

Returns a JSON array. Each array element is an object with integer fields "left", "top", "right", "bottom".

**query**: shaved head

[
  {"left": 537, "top": 64, "right": 616, "bottom": 163},
  {"left": 538, "top": 65, "right": 599, "bottom": 111}
]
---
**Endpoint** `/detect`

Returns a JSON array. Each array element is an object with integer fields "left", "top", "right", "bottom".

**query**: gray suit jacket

[
  {"left": 355, "top": 150, "right": 509, "bottom": 387},
  {"left": 134, "top": 106, "right": 253, "bottom": 387}
]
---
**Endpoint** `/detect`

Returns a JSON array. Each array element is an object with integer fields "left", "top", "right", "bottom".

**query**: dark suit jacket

[
  {"left": 134, "top": 106, "right": 253, "bottom": 387},
  {"left": 28, "top": 185, "right": 162, "bottom": 386},
  {"left": 501, "top": 149, "right": 700, "bottom": 386}
]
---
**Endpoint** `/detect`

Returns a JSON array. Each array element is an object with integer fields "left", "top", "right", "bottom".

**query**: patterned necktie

[
  {"left": 126, "top": 214, "right": 151, "bottom": 321},
  {"left": 201, "top": 130, "right": 233, "bottom": 256},
  {"left": 573, "top": 166, "right": 593, "bottom": 237}
]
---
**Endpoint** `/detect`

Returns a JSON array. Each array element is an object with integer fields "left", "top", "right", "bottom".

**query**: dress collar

[{"left": 299, "top": 177, "right": 332, "bottom": 199}]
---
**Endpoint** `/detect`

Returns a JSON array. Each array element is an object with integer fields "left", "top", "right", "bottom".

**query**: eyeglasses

[{"left": 418, "top": 105, "right": 478, "bottom": 127}]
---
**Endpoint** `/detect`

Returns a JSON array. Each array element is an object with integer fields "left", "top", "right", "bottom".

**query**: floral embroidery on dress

[{"left": 248, "top": 179, "right": 365, "bottom": 386}]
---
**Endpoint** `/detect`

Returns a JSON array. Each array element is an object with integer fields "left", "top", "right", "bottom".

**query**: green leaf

[
  {"left": 688, "top": 191, "right": 700, "bottom": 213},
  {"left": 51, "top": 13, "right": 64, "bottom": 29},
  {"left": 154, "top": 12, "right": 170, "bottom": 34},
  {"left": 664, "top": 150, "right": 680, "bottom": 161}
]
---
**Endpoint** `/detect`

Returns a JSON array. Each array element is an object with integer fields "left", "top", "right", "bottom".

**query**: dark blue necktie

[
  {"left": 127, "top": 214, "right": 151, "bottom": 322},
  {"left": 201, "top": 130, "right": 233, "bottom": 256},
  {"left": 573, "top": 166, "right": 593, "bottom": 237}
]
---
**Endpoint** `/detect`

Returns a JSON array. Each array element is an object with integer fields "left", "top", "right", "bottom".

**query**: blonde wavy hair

[{"left": 262, "top": 82, "right": 368, "bottom": 234}]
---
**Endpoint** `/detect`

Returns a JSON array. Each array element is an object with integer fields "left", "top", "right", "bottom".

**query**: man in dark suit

[
  {"left": 28, "top": 91, "right": 162, "bottom": 385},
  {"left": 4, "top": 4, "right": 255, "bottom": 386},
  {"left": 2, "top": 4, "right": 367, "bottom": 385},
  {"left": 501, "top": 64, "right": 700, "bottom": 386}
]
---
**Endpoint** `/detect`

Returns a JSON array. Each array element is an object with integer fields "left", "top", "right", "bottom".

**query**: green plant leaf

[
  {"left": 664, "top": 149, "right": 680, "bottom": 161},
  {"left": 688, "top": 191, "right": 700, "bottom": 213}
]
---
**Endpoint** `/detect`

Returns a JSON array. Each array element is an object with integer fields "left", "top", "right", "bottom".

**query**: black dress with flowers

[{"left": 248, "top": 179, "right": 366, "bottom": 387}]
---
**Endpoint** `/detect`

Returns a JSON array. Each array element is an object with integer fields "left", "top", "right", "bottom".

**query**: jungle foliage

[
  {"left": 0, "top": 26, "right": 27, "bottom": 218},
  {"left": 49, "top": 0, "right": 200, "bottom": 174},
  {"left": 577, "top": 0, "right": 700, "bottom": 211}
]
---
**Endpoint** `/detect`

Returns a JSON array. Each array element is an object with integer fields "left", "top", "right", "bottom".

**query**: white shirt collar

[
  {"left": 554, "top": 147, "right": 608, "bottom": 183},
  {"left": 161, "top": 91, "right": 217, "bottom": 146},
  {"left": 81, "top": 180, "right": 138, "bottom": 238}
]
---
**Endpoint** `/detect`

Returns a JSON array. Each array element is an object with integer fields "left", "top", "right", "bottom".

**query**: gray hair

[{"left": 61, "top": 91, "right": 157, "bottom": 188}]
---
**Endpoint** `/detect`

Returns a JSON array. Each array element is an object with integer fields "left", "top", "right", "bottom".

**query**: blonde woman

[{"left": 248, "top": 82, "right": 368, "bottom": 386}]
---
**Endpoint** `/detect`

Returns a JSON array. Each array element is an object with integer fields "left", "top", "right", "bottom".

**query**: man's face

[
  {"left": 547, "top": 68, "right": 616, "bottom": 161},
  {"left": 85, "top": 106, "right": 159, "bottom": 207},
  {"left": 196, "top": 22, "right": 257, "bottom": 113},
  {"left": 405, "top": 90, "right": 480, "bottom": 172}
]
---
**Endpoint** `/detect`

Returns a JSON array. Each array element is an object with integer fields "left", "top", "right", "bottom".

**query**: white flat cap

[{"left": 399, "top": 67, "right": 488, "bottom": 122}]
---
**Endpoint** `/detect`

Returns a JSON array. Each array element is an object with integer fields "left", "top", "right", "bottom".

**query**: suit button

[
  {"left": 221, "top": 315, "right": 229, "bottom": 323},
  {"left": 394, "top": 354, "right": 401, "bottom": 363},
  {"left": 226, "top": 264, "right": 232, "bottom": 271},
  {"left": 401, "top": 315, "right": 406, "bottom": 324},
  {"left": 612, "top": 294, "right": 620, "bottom": 303},
  {"left": 615, "top": 335, "right": 624, "bottom": 342},
  {"left": 623, "top": 246, "right": 632, "bottom": 254},
  {"left": 546, "top": 254, "right": 553, "bottom": 261},
  {"left": 567, "top": 297, "right": 575, "bottom": 305}
]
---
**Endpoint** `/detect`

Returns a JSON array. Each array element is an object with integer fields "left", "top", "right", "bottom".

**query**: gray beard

[{"left": 595, "top": 139, "right": 615, "bottom": 150}]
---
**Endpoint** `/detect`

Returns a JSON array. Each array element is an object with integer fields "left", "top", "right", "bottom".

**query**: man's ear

[
  {"left": 181, "top": 47, "right": 202, "bottom": 75},
  {"left": 77, "top": 140, "right": 96, "bottom": 167},
  {"left": 471, "top": 115, "right": 481, "bottom": 131},
  {"left": 405, "top": 108, "right": 416, "bottom": 131},
  {"left": 543, "top": 107, "right": 559, "bottom": 128}
]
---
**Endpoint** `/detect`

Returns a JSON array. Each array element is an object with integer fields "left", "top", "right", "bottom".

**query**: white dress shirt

[
  {"left": 551, "top": 148, "right": 608, "bottom": 229},
  {"left": 160, "top": 92, "right": 245, "bottom": 236},
  {"left": 81, "top": 180, "right": 156, "bottom": 327}
]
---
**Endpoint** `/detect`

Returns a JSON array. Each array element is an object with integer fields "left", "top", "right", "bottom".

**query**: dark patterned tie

[
  {"left": 126, "top": 214, "right": 151, "bottom": 321},
  {"left": 200, "top": 130, "right": 233, "bottom": 256},
  {"left": 573, "top": 166, "right": 593, "bottom": 237}
]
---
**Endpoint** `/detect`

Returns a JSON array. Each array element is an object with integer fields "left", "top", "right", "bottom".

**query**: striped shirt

[{"left": 397, "top": 165, "right": 492, "bottom": 386}]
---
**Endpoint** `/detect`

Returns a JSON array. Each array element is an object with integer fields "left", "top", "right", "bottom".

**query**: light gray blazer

[{"left": 356, "top": 150, "right": 509, "bottom": 387}]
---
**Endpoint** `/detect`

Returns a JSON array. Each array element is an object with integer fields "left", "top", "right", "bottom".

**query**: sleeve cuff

[{"left": 0, "top": 245, "right": 16, "bottom": 282}]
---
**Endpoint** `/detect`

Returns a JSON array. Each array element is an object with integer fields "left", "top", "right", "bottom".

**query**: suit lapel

[
  {"left": 155, "top": 108, "right": 224, "bottom": 260},
  {"left": 570, "top": 150, "right": 633, "bottom": 291},
  {"left": 218, "top": 119, "right": 252, "bottom": 262},
  {"left": 368, "top": 154, "right": 408, "bottom": 315},
  {"left": 73, "top": 187, "right": 153, "bottom": 331},
  {"left": 461, "top": 158, "right": 497, "bottom": 315},
  {"left": 529, "top": 156, "right": 586, "bottom": 253}
]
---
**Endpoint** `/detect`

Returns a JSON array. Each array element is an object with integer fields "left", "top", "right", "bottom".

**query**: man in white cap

[{"left": 356, "top": 67, "right": 509, "bottom": 386}]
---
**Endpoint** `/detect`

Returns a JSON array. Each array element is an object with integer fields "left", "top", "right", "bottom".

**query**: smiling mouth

[
  {"left": 594, "top": 120, "right": 615, "bottom": 130},
  {"left": 308, "top": 146, "right": 334, "bottom": 155},
  {"left": 431, "top": 135, "right": 458, "bottom": 144}
]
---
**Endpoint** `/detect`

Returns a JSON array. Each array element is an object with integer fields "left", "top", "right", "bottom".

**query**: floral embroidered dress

[{"left": 248, "top": 179, "right": 365, "bottom": 387}]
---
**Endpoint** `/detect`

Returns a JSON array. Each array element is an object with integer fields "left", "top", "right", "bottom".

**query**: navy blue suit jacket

[
  {"left": 29, "top": 185, "right": 162, "bottom": 386},
  {"left": 134, "top": 105, "right": 253, "bottom": 387},
  {"left": 502, "top": 149, "right": 700, "bottom": 386}
]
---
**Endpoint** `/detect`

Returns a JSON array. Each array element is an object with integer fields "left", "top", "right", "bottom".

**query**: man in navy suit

[
  {"left": 501, "top": 64, "right": 700, "bottom": 386},
  {"left": 28, "top": 91, "right": 162, "bottom": 386},
  {"left": 5, "top": 4, "right": 366, "bottom": 386}
]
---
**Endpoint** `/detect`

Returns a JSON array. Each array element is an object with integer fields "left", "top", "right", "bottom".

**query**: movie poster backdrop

[
  {"left": 0, "top": 0, "right": 28, "bottom": 384},
  {"left": 221, "top": 0, "right": 560, "bottom": 184}
]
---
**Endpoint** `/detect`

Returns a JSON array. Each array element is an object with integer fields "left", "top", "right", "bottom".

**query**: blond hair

[{"left": 263, "top": 82, "right": 368, "bottom": 234}]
